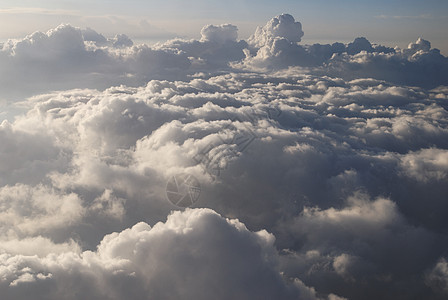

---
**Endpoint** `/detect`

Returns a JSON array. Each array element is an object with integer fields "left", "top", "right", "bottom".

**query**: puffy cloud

[
  {"left": 248, "top": 13, "right": 304, "bottom": 48},
  {"left": 400, "top": 148, "right": 448, "bottom": 182},
  {"left": 0, "top": 13, "right": 448, "bottom": 300},
  {"left": 322, "top": 42, "right": 448, "bottom": 89},
  {"left": 241, "top": 34, "right": 448, "bottom": 88},
  {"left": 241, "top": 14, "right": 308, "bottom": 70},
  {"left": 346, "top": 37, "right": 374, "bottom": 55},
  {"left": 0, "top": 120, "right": 67, "bottom": 186},
  {"left": 81, "top": 27, "right": 108, "bottom": 45},
  {"left": 407, "top": 37, "right": 432, "bottom": 53},
  {"left": 0, "top": 237, "right": 81, "bottom": 257},
  {"left": 1, "top": 68, "right": 446, "bottom": 297},
  {"left": 239, "top": 16, "right": 448, "bottom": 88},
  {"left": 159, "top": 23, "right": 247, "bottom": 71},
  {"left": 200, "top": 24, "right": 238, "bottom": 43},
  {"left": 0, "top": 209, "right": 321, "bottom": 300},
  {"left": 0, "top": 184, "right": 84, "bottom": 238},
  {"left": 0, "top": 24, "right": 190, "bottom": 100},
  {"left": 277, "top": 194, "right": 440, "bottom": 299},
  {"left": 1, "top": 15, "right": 447, "bottom": 102}
]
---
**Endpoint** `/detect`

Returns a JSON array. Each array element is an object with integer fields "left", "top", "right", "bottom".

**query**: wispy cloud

[
  {"left": 0, "top": 7, "right": 79, "bottom": 16},
  {"left": 375, "top": 13, "right": 435, "bottom": 20}
]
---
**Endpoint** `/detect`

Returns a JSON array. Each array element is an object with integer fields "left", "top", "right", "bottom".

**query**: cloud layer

[
  {"left": 1, "top": 13, "right": 447, "bottom": 101},
  {"left": 0, "top": 13, "right": 448, "bottom": 300}
]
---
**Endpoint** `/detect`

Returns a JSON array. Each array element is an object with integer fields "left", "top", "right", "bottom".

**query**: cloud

[
  {"left": 0, "top": 7, "right": 78, "bottom": 16},
  {"left": 278, "top": 193, "right": 439, "bottom": 298},
  {"left": 0, "top": 120, "right": 67, "bottom": 186},
  {"left": 200, "top": 24, "right": 238, "bottom": 43},
  {"left": 241, "top": 32, "right": 448, "bottom": 88},
  {"left": 426, "top": 258, "right": 448, "bottom": 296},
  {"left": 322, "top": 40, "right": 448, "bottom": 89},
  {"left": 0, "top": 209, "right": 321, "bottom": 300},
  {"left": 400, "top": 148, "right": 448, "bottom": 182},
  {"left": 375, "top": 14, "right": 435, "bottom": 20},
  {"left": 0, "top": 13, "right": 447, "bottom": 299},
  {"left": 0, "top": 184, "right": 84, "bottom": 238},
  {"left": 0, "top": 24, "right": 190, "bottom": 100},
  {"left": 2, "top": 67, "right": 446, "bottom": 299},
  {"left": 239, "top": 16, "right": 448, "bottom": 88},
  {"left": 248, "top": 13, "right": 304, "bottom": 48},
  {"left": 1, "top": 14, "right": 448, "bottom": 102}
]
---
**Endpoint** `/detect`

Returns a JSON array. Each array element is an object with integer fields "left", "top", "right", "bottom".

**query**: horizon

[{"left": 0, "top": 1, "right": 447, "bottom": 54}]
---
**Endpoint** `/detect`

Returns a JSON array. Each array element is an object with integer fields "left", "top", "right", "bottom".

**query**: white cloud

[
  {"left": 0, "top": 13, "right": 447, "bottom": 300},
  {"left": 0, "top": 184, "right": 84, "bottom": 237},
  {"left": 0, "top": 237, "right": 81, "bottom": 257},
  {"left": 0, "top": 209, "right": 321, "bottom": 300},
  {"left": 0, "top": 7, "right": 78, "bottom": 15},
  {"left": 375, "top": 14, "right": 434, "bottom": 20},
  {"left": 400, "top": 148, "right": 448, "bottom": 182},
  {"left": 248, "top": 13, "right": 304, "bottom": 48},
  {"left": 200, "top": 24, "right": 238, "bottom": 43},
  {"left": 0, "top": 24, "right": 190, "bottom": 100},
  {"left": 1, "top": 14, "right": 447, "bottom": 101}
]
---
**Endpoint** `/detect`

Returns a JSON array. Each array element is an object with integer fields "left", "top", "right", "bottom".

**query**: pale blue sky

[{"left": 1, "top": 0, "right": 447, "bottom": 52}]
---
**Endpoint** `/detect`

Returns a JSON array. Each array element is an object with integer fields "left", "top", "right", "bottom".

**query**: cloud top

[
  {"left": 200, "top": 24, "right": 238, "bottom": 43},
  {"left": 0, "top": 14, "right": 447, "bottom": 101},
  {"left": 248, "top": 13, "right": 304, "bottom": 47}
]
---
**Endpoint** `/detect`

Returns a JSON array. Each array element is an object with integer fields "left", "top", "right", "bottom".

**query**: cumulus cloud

[
  {"left": 239, "top": 16, "right": 448, "bottom": 88},
  {"left": 0, "top": 13, "right": 448, "bottom": 300},
  {"left": 200, "top": 24, "right": 238, "bottom": 43},
  {"left": 248, "top": 13, "right": 304, "bottom": 47},
  {"left": 277, "top": 193, "right": 440, "bottom": 299},
  {"left": 0, "top": 209, "right": 321, "bottom": 300},
  {"left": 2, "top": 67, "right": 447, "bottom": 298},
  {"left": 0, "top": 24, "right": 190, "bottom": 100},
  {"left": 400, "top": 148, "right": 448, "bottom": 182},
  {"left": 1, "top": 14, "right": 448, "bottom": 101},
  {"left": 322, "top": 40, "right": 448, "bottom": 89}
]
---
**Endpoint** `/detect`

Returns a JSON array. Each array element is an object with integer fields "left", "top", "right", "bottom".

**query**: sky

[
  {"left": 0, "top": 0, "right": 447, "bottom": 52},
  {"left": 1, "top": 2, "right": 448, "bottom": 300}
]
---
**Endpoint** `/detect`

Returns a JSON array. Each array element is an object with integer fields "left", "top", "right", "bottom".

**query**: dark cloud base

[{"left": 0, "top": 14, "right": 448, "bottom": 300}]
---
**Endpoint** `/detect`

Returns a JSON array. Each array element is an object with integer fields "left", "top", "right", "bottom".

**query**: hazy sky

[{"left": 1, "top": 0, "right": 447, "bottom": 52}]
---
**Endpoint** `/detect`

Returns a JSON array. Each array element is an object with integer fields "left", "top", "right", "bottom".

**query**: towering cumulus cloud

[
  {"left": 248, "top": 13, "right": 304, "bottom": 47},
  {"left": 0, "top": 13, "right": 448, "bottom": 300}
]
